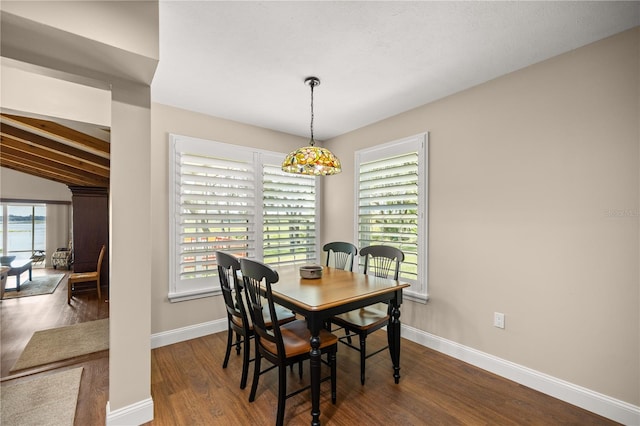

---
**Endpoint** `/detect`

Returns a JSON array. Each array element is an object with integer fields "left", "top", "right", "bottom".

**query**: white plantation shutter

[
  {"left": 179, "top": 154, "right": 255, "bottom": 276},
  {"left": 262, "top": 160, "right": 318, "bottom": 266},
  {"left": 169, "top": 135, "right": 319, "bottom": 302},
  {"left": 355, "top": 133, "right": 429, "bottom": 302}
]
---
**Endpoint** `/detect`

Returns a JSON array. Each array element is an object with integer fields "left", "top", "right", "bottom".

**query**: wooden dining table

[{"left": 272, "top": 265, "right": 410, "bottom": 426}]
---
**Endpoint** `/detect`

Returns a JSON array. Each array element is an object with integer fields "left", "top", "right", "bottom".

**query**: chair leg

[
  {"left": 345, "top": 329, "right": 352, "bottom": 344},
  {"left": 67, "top": 280, "right": 73, "bottom": 304},
  {"left": 222, "top": 325, "right": 233, "bottom": 368},
  {"left": 330, "top": 349, "right": 337, "bottom": 403},
  {"left": 276, "top": 365, "right": 287, "bottom": 426},
  {"left": 96, "top": 280, "right": 102, "bottom": 301},
  {"left": 240, "top": 334, "right": 250, "bottom": 389},
  {"left": 360, "top": 334, "right": 367, "bottom": 385},
  {"left": 234, "top": 332, "right": 242, "bottom": 355},
  {"left": 249, "top": 350, "right": 261, "bottom": 402}
]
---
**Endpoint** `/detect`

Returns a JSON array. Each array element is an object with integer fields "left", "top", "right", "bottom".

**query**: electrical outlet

[{"left": 494, "top": 312, "right": 505, "bottom": 329}]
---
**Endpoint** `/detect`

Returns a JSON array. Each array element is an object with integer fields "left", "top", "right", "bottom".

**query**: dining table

[{"left": 272, "top": 265, "right": 410, "bottom": 426}]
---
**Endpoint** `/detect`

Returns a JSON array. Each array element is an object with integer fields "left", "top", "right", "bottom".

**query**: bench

[{"left": 8, "top": 260, "right": 32, "bottom": 291}]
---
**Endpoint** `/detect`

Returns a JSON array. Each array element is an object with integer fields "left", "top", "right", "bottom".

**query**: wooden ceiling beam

[
  {"left": 0, "top": 113, "right": 111, "bottom": 188},
  {"left": 1, "top": 113, "right": 110, "bottom": 155},
  {"left": 0, "top": 156, "right": 106, "bottom": 187},
  {"left": 1, "top": 146, "right": 109, "bottom": 186},
  {"left": 1, "top": 134, "right": 109, "bottom": 177},
  {"left": 1, "top": 124, "right": 110, "bottom": 168}
]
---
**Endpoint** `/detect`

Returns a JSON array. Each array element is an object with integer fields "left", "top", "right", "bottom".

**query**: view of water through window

[{"left": 1, "top": 204, "right": 46, "bottom": 258}]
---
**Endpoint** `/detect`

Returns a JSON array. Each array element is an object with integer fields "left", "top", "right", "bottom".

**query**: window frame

[
  {"left": 1, "top": 202, "right": 47, "bottom": 258},
  {"left": 168, "top": 134, "right": 321, "bottom": 302},
  {"left": 353, "top": 132, "right": 429, "bottom": 303}
]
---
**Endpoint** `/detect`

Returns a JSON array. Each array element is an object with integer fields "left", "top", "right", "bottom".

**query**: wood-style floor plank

[
  {"left": 145, "top": 329, "right": 619, "bottom": 426},
  {"left": 1, "top": 268, "right": 619, "bottom": 425},
  {"left": 1, "top": 267, "right": 109, "bottom": 426}
]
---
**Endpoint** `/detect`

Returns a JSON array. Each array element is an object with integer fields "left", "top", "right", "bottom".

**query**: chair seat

[
  {"left": 261, "top": 319, "right": 338, "bottom": 358},
  {"left": 231, "top": 304, "right": 296, "bottom": 330},
  {"left": 69, "top": 271, "right": 99, "bottom": 282},
  {"left": 68, "top": 245, "right": 106, "bottom": 304},
  {"left": 332, "top": 303, "right": 389, "bottom": 330}
]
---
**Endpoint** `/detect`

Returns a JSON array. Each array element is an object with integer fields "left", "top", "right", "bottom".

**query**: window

[
  {"left": 1, "top": 203, "right": 46, "bottom": 258},
  {"left": 169, "top": 134, "right": 319, "bottom": 302},
  {"left": 262, "top": 157, "right": 319, "bottom": 266},
  {"left": 355, "top": 133, "right": 428, "bottom": 302}
]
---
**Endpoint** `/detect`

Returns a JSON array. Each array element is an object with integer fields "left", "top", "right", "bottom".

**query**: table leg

[
  {"left": 28, "top": 266, "right": 32, "bottom": 281},
  {"left": 309, "top": 334, "right": 321, "bottom": 425},
  {"left": 388, "top": 304, "right": 402, "bottom": 384},
  {"left": 16, "top": 274, "right": 21, "bottom": 292}
]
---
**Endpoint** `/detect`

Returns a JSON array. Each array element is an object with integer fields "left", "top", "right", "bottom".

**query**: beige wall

[
  {"left": 1, "top": 0, "right": 159, "bottom": 419},
  {"left": 323, "top": 28, "right": 640, "bottom": 405},
  {"left": 1, "top": 0, "right": 157, "bottom": 58},
  {"left": 1, "top": 65, "right": 111, "bottom": 126},
  {"left": 150, "top": 103, "right": 309, "bottom": 333},
  {"left": 0, "top": 167, "right": 72, "bottom": 202},
  {"left": 1, "top": 1, "right": 158, "bottom": 85}
]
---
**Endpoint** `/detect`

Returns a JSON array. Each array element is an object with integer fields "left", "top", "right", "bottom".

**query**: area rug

[
  {"left": 1, "top": 367, "right": 83, "bottom": 426},
  {"left": 2, "top": 274, "right": 65, "bottom": 299},
  {"left": 10, "top": 319, "right": 109, "bottom": 372}
]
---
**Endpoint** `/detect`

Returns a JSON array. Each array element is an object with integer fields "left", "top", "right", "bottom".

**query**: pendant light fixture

[{"left": 282, "top": 77, "right": 342, "bottom": 175}]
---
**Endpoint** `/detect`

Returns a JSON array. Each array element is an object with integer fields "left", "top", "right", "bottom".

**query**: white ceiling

[{"left": 152, "top": 1, "right": 639, "bottom": 141}]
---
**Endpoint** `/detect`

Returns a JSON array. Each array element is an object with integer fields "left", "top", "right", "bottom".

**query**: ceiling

[
  {"left": 152, "top": 1, "right": 639, "bottom": 141},
  {"left": 2, "top": 2, "right": 638, "bottom": 188},
  {"left": 0, "top": 113, "right": 110, "bottom": 187}
]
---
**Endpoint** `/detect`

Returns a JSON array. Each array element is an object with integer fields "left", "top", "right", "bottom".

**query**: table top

[
  {"left": 9, "top": 259, "right": 32, "bottom": 268},
  {"left": 272, "top": 265, "right": 410, "bottom": 312}
]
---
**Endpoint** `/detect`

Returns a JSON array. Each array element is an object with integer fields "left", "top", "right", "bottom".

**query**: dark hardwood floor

[
  {"left": 2, "top": 268, "right": 618, "bottom": 425},
  {"left": 1, "top": 267, "right": 109, "bottom": 426},
  {"left": 147, "top": 331, "right": 618, "bottom": 426}
]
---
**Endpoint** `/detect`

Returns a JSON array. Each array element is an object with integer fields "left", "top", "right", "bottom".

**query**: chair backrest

[
  {"left": 96, "top": 245, "right": 106, "bottom": 273},
  {"left": 239, "top": 258, "right": 284, "bottom": 357},
  {"left": 323, "top": 242, "right": 358, "bottom": 271},
  {"left": 216, "top": 251, "right": 247, "bottom": 327},
  {"left": 360, "top": 245, "right": 405, "bottom": 280}
]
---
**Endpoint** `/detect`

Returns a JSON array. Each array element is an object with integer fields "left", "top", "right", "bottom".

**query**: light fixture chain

[{"left": 309, "top": 81, "right": 315, "bottom": 145}]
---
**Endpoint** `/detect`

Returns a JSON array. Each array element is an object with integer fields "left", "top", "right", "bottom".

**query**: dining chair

[
  {"left": 240, "top": 258, "right": 338, "bottom": 426},
  {"left": 216, "top": 251, "right": 296, "bottom": 389},
  {"left": 67, "top": 244, "right": 106, "bottom": 304},
  {"left": 323, "top": 241, "right": 358, "bottom": 271},
  {"left": 330, "top": 245, "right": 404, "bottom": 385}
]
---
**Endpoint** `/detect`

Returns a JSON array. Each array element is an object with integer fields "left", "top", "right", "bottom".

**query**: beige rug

[
  {"left": 11, "top": 319, "right": 109, "bottom": 372},
  {"left": 1, "top": 367, "right": 83, "bottom": 426},
  {"left": 2, "top": 274, "right": 64, "bottom": 299}
]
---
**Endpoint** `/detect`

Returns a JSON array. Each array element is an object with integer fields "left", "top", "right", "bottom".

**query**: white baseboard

[
  {"left": 105, "top": 320, "right": 227, "bottom": 426},
  {"left": 401, "top": 324, "right": 640, "bottom": 426},
  {"left": 105, "top": 398, "right": 154, "bottom": 426},
  {"left": 150, "top": 318, "right": 227, "bottom": 349}
]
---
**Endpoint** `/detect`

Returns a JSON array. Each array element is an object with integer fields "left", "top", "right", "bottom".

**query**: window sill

[
  {"left": 168, "top": 288, "right": 221, "bottom": 303},
  {"left": 404, "top": 291, "right": 429, "bottom": 304}
]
